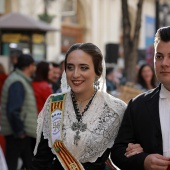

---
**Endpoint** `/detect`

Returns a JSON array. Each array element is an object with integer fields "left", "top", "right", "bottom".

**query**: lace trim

[
  {"left": 34, "top": 95, "right": 52, "bottom": 155},
  {"left": 34, "top": 92, "right": 126, "bottom": 162},
  {"left": 61, "top": 71, "right": 71, "bottom": 93},
  {"left": 63, "top": 92, "right": 126, "bottom": 162}
]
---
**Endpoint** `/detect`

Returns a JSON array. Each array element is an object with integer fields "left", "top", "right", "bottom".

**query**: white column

[
  {"left": 47, "top": 0, "right": 62, "bottom": 61},
  {"left": 11, "top": 0, "right": 19, "bottom": 12},
  {"left": 0, "top": 0, "right": 5, "bottom": 13},
  {"left": 92, "top": 0, "right": 99, "bottom": 45},
  {"left": 100, "top": 0, "right": 109, "bottom": 54}
]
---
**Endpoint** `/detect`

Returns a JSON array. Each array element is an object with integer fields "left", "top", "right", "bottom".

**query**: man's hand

[{"left": 144, "top": 154, "right": 170, "bottom": 170}]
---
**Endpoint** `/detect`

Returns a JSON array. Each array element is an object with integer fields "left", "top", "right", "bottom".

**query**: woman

[
  {"left": 0, "top": 63, "right": 8, "bottom": 155},
  {"left": 32, "top": 61, "right": 53, "bottom": 114},
  {"left": 0, "top": 63, "right": 8, "bottom": 102},
  {"left": 31, "top": 43, "right": 127, "bottom": 170},
  {"left": 136, "top": 63, "right": 157, "bottom": 92}
]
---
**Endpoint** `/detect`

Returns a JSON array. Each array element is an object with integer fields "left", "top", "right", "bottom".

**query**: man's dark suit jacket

[{"left": 111, "top": 85, "right": 163, "bottom": 170}]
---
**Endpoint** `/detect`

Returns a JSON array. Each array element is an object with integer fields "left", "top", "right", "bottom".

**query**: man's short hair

[
  {"left": 10, "top": 48, "right": 23, "bottom": 57},
  {"left": 154, "top": 26, "right": 170, "bottom": 47},
  {"left": 106, "top": 67, "right": 114, "bottom": 76},
  {"left": 51, "top": 62, "right": 60, "bottom": 68},
  {"left": 16, "top": 54, "right": 35, "bottom": 70}
]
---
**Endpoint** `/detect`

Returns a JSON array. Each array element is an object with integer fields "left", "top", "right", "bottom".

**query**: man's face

[
  {"left": 154, "top": 40, "right": 170, "bottom": 91},
  {"left": 49, "top": 66, "right": 61, "bottom": 83},
  {"left": 10, "top": 56, "right": 18, "bottom": 65},
  {"left": 27, "top": 63, "right": 36, "bottom": 78}
]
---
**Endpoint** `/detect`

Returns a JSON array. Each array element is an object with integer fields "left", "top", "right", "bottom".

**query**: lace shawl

[{"left": 34, "top": 91, "right": 126, "bottom": 163}]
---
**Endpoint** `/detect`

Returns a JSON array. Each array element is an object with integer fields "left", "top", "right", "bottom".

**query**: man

[
  {"left": 0, "top": 54, "right": 38, "bottom": 170},
  {"left": 49, "top": 62, "right": 61, "bottom": 93},
  {"left": 9, "top": 48, "right": 23, "bottom": 71},
  {"left": 106, "top": 67, "right": 117, "bottom": 94},
  {"left": 111, "top": 26, "right": 170, "bottom": 170}
]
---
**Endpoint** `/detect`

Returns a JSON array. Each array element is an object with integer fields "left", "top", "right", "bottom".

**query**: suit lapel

[
  {"left": 145, "top": 86, "right": 161, "bottom": 133},
  {"left": 144, "top": 86, "right": 163, "bottom": 154}
]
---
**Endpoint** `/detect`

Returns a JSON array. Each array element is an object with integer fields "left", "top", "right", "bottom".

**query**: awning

[{"left": 0, "top": 12, "right": 58, "bottom": 32}]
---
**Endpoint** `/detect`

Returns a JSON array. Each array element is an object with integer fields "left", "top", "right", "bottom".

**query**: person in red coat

[
  {"left": 0, "top": 63, "right": 8, "bottom": 102},
  {"left": 0, "top": 63, "right": 8, "bottom": 155},
  {"left": 32, "top": 61, "right": 53, "bottom": 114}
]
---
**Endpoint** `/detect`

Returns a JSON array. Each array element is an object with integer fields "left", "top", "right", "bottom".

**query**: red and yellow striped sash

[
  {"left": 50, "top": 94, "right": 84, "bottom": 170},
  {"left": 53, "top": 140, "right": 84, "bottom": 170}
]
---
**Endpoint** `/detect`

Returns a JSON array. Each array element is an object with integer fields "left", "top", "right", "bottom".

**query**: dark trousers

[{"left": 5, "top": 135, "right": 34, "bottom": 170}]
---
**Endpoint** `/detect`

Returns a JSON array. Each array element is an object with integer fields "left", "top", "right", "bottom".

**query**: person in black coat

[{"left": 111, "top": 26, "right": 170, "bottom": 170}]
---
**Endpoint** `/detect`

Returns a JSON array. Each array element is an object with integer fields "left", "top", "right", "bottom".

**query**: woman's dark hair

[
  {"left": 64, "top": 43, "right": 103, "bottom": 77},
  {"left": 34, "top": 61, "right": 50, "bottom": 82},
  {"left": 137, "top": 64, "right": 156, "bottom": 89}
]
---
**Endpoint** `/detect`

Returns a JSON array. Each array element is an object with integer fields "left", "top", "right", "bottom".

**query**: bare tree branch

[
  {"left": 133, "top": 0, "right": 143, "bottom": 48},
  {"left": 122, "top": 0, "right": 131, "bottom": 44},
  {"left": 121, "top": 0, "right": 144, "bottom": 82}
]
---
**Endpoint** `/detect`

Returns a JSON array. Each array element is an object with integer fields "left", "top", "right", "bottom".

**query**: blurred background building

[{"left": 0, "top": 0, "right": 169, "bottom": 73}]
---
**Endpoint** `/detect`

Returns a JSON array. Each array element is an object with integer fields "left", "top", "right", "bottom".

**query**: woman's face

[
  {"left": 141, "top": 66, "right": 153, "bottom": 83},
  {"left": 66, "top": 49, "right": 96, "bottom": 96}
]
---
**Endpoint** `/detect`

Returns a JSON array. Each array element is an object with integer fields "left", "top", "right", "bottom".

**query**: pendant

[
  {"left": 71, "top": 121, "right": 87, "bottom": 145},
  {"left": 74, "top": 131, "right": 80, "bottom": 145}
]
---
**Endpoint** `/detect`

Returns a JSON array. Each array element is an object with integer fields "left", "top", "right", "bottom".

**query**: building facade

[{"left": 0, "top": 0, "right": 156, "bottom": 65}]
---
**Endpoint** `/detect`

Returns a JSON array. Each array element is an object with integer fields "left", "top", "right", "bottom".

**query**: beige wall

[
  {"left": 8, "top": 0, "right": 155, "bottom": 61},
  {"left": 0, "top": 56, "right": 10, "bottom": 73}
]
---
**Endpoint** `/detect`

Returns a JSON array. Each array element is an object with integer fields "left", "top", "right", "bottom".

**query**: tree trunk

[{"left": 122, "top": 0, "right": 144, "bottom": 83}]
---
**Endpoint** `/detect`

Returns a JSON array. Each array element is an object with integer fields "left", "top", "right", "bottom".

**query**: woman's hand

[{"left": 125, "top": 143, "right": 143, "bottom": 158}]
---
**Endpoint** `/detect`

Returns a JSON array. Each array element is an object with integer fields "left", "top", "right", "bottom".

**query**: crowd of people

[
  {"left": 0, "top": 26, "right": 169, "bottom": 170},
  {"left": 0, "top": 53, "right": 63, "bottom": 170},
  {"left": 111, "top": 25, "right": 170, "bottom": 170}
]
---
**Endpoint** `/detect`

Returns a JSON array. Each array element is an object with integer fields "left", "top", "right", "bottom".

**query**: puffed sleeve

[{"left": 31, "top": 133, "right": 55, "bottom": 170}]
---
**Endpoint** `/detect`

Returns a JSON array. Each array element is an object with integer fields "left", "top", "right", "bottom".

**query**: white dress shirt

[{"left": 159, "top": 84, "right": 170, "bottom": 157}]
